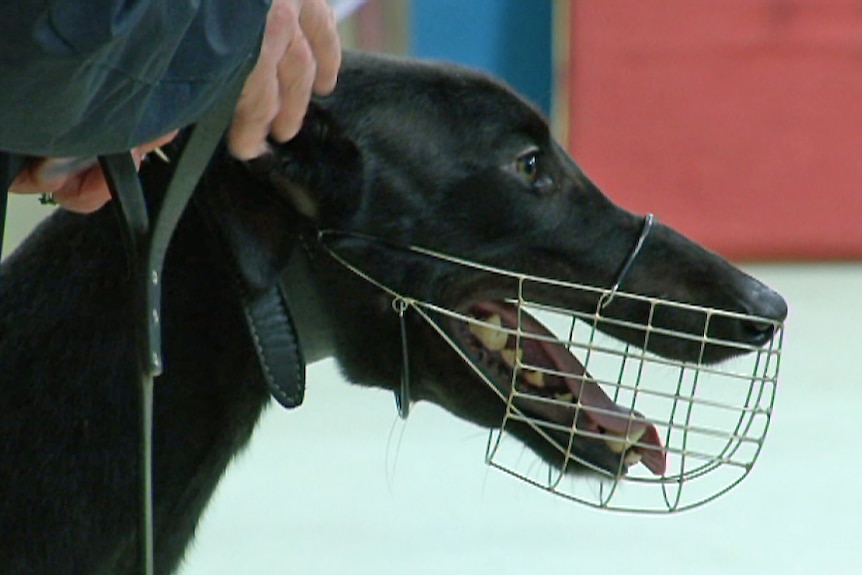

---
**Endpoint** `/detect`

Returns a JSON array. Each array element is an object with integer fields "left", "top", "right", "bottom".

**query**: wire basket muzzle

[
  {"left": 481, "top": 292, "right": 782, "bottom": 513},
  {"left": 320, "top": 233, "right": 784, "bottom": 513}
]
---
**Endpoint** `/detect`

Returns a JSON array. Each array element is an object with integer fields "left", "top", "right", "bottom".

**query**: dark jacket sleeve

[{"left": 0, "top": 0, "right": 269, "bottom": 157}]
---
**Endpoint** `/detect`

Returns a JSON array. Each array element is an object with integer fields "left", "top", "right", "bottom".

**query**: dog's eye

[
  {"left": 513, "top": 150, "right": 554, "bottom": 194},
  {"left": 515, "top": 152, "right": 540, "bottom": 185}
]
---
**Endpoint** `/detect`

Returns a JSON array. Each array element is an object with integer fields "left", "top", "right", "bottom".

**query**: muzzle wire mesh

[
  {"left": 318, "top": 231, "right": 784, "bottom": 513},
  {"left": 483, "top": 295, "right": 782, "bottom": 513}
]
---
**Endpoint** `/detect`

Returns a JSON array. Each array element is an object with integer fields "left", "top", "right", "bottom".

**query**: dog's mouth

[{"left": 451, "top": 300, "right": 666, "bottom": 477}]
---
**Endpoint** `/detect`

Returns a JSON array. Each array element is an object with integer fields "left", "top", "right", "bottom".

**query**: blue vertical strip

[{"left": 410, "top": 0, "right": 553, "bottom": 116}]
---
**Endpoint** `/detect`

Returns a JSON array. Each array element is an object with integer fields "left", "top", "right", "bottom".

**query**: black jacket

[{"left": 0, "top": 0, "right": 268, "bottom": 157}]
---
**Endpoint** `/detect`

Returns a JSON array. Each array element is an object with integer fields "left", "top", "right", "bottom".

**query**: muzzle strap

[
  {"left": 393, "top": 297, "right": 412, "bottom": 419},
  {"left": 600, "top": 213, "right": 655, "bottom": 310}
]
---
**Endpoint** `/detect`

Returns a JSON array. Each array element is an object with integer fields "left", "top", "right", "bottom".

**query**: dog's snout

[
  {"left": 736, "top": 283, "right": 787, "bottom": 345},
  {"left": 745, "top": 284, "right": 788, "bottom": 323},
  {"left": 740, "top": 317, "right": 777, "bottom": 345}
]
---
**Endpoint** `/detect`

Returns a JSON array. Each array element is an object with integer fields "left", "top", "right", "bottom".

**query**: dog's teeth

[
  {"left": 627, "top": 426, "right": 647, "bottom": 447},
  {"left": 469, "top": 314, "right": 508, "bottom": 351},
  {"left": 605, "top": 435, "right": 627, "bottom": 454},
  {"left": 554, "top": 392, "right": 574, "bottom": 403},
  {"left": 604, "top": 426, "right": 647, "bottom": 454},
  {"left": 500, "top": 348, "right": 523, "bottom": 368},
  {"left": 522, "top": 369, "right": 545, "bottom": 388},
  {"left": 624, "top": 450, "right": 642, "bottom": 466}
]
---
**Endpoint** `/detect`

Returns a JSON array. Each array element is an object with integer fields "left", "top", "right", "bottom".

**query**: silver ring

[{"left": 38, "top": 192, "right": 57, "bottom": 206}]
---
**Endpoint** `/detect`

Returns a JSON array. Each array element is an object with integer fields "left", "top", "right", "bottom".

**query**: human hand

[
  {"left": 228, "top": 0, "right": 341, "bottom": 160},
  {"left": 8, "top": 0, "right": 341, "bottom": 212},
  {"left": 9, "top": 132, "right": 178, "bottom": 214}
]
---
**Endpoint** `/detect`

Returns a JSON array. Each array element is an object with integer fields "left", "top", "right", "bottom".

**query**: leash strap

[
  {"left": 100, "top": 71, "right": 246, "bottom": 575},
  {"left": 99, "top": 152, "right": 155, "bottom": 575}
]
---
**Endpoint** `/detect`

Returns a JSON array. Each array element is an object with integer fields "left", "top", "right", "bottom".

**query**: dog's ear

[
  {"left": 191, "top": 102, "right": 363, "bottom": 293},
  {"left": 244, "top": 102, "right": 363, "bottom": 225}
]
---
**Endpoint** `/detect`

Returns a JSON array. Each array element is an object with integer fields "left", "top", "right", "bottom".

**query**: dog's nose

[
  {"left": 747, "top": 284, "right": 788, "bottom": 322},
  {"left": 739, "top": 284, "right": 788, "bottom": 344},
  {"left": 740, "top": 317, "right": 778, "bottom": 346}
]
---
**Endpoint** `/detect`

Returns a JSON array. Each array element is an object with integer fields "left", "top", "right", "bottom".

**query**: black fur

[{"left": 0, "top": 51, "right": 786, "bottom": 574}]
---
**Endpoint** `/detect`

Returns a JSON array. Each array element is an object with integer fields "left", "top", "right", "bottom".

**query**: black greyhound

[{"left": 0, "top": 51, "right": 786, "bottom": 574}]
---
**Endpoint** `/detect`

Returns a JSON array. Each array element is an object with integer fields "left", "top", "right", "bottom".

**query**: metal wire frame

[
  {"left": 318, "top": 230, "right": 784, "bottom": 513},
  {"left": 483, "top": 296, "right": 782, "bottom": 513}
]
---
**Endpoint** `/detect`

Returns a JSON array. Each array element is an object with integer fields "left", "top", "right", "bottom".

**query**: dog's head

[{"left": 212, "top": 51, "right": 787, "bottom": 486}]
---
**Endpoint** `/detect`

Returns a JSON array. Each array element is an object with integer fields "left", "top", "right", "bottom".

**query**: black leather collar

[{"left": 193, "top": 175, "right": 311, "bottom": 410}]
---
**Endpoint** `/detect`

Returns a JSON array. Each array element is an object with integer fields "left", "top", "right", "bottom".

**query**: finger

[
  {"left": 229, "top": 0, "right": 298, "bottom": 158},
  {"left": 51, "top": 167, "right": 112, "bottom": 214},
  {"left": 270, "top": 31, "right": 316, "bottom": 142},
  {"left": 229, "top": 81, "right": 278, "bottom": 160},
  {"left": 48, "top": 135, "right": 169, "bottom": 213},
  {"left": 9, "top": 160, "right": 50, "bottom": 194},
  {"left": 299, "top": 0, "right": 341, "bottom": 95},
  {"left": 10, "top": 157, "right": 80, "bottom": 194}
]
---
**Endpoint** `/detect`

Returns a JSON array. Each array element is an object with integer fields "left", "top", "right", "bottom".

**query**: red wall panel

[{"left": 568, "top": 0, "right": 862, "bottom": 260}]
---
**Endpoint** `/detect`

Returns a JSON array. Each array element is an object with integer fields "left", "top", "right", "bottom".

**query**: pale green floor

[{"left": 4, "top": 197, "right": 860, "bottom": 574}]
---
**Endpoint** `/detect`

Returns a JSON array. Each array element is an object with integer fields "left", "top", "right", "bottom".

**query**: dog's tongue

[
  {"left": 487, "top": 303, "right": 666, "bottom": 476},
  {"left": 541, "top": 341, "right": 666, "bottom": 475}
]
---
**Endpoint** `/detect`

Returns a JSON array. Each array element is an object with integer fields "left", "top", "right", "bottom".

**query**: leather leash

[{"left": 99, "top": 72, "right": 245, "bottom": 575}]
